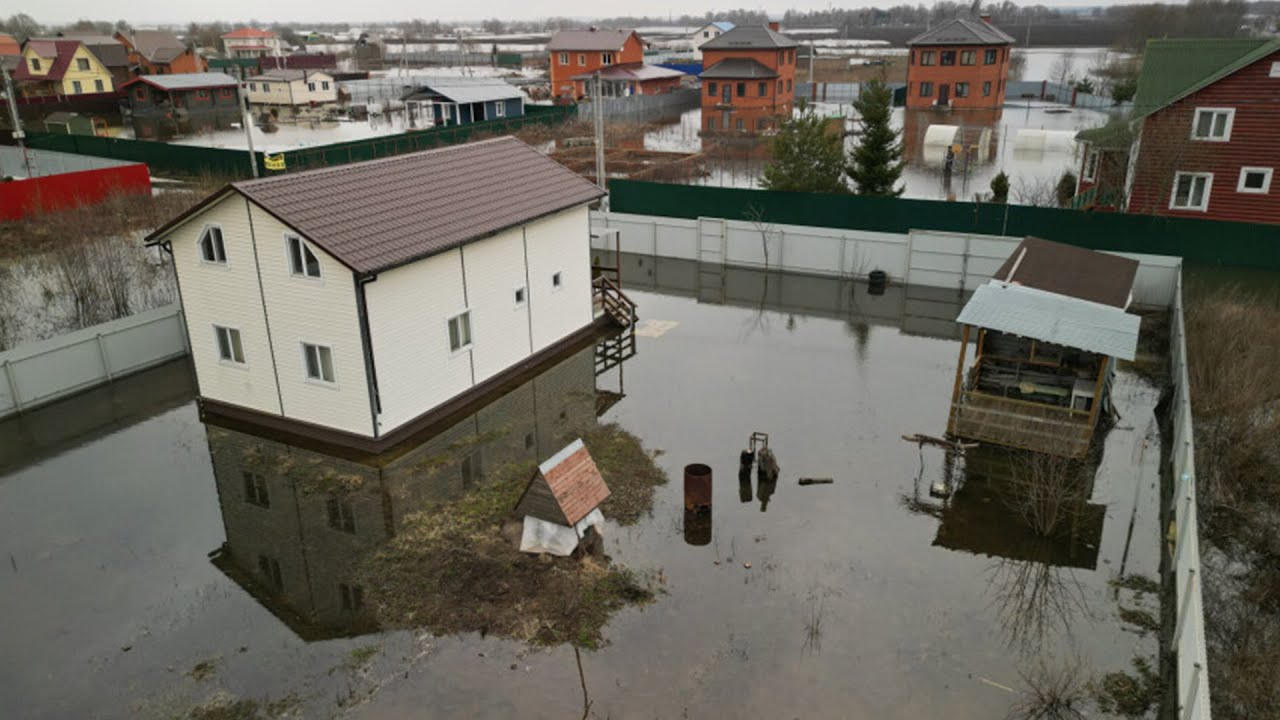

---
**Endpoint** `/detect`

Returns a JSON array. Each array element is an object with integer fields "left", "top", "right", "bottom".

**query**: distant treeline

[{"left": 1, "top": 0, "right": 1268, "bottom": 52}]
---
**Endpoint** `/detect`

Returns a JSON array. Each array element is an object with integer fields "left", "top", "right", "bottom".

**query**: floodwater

[{"left": 0, "top": 260, "right": 1164, "bottom": 719}]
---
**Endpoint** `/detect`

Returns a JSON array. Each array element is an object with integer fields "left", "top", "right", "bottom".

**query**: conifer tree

[{"left": 847, "top": 79, "right": 905, "bottom": 197}]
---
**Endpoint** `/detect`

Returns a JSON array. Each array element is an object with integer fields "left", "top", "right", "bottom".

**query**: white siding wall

[
  {"left": 245, "top": 74, "right": 337, "bottom": 105},
  {"left": 463, "top": 226, "right": 534, "bottom": 382},
  {"left": 364, "top": 249, "right": 472, "bottom": 433},
  {"left": 170, "top": 195, "right": 282, "bottom": 415},
  {"left": 364, "top": 204, "right": 594, "bottom": 436},
  {"left": 525, "top": 205, "right": 594, "bottom": 351},
  {"left": 246, "top": 204, "right": 371, "bottom": 435}
]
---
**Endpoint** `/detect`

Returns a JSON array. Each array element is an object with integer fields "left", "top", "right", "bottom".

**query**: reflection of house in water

[
  {"left": 947, "top": 238, "right": 1140, "bottom": 459},
  {"left": 207, "top": 340, "right": 617, "bottom": 640}
]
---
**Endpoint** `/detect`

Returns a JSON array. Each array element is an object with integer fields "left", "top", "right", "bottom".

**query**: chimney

[
  {"left": 979, "top": 13, "right": 992, "bottom": 24},
  {"left": 767, "top": 21, "right": 780, "bottom": 32}
]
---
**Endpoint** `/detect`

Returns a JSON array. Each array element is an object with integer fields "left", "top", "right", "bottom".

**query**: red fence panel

[{"left": 0, "top": 164, "right": 151, "bottom": 221}]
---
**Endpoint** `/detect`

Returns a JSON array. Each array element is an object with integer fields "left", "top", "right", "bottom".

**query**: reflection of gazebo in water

[{"left": 932, "top": 449, "right": 1105, "bottom": 571}]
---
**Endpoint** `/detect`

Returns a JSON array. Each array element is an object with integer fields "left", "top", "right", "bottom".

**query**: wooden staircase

[{"left": 593, "top": 275, "right": 637, "bottom": 328}]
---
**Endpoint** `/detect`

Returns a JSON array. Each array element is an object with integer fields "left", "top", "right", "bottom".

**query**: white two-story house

[
  {"left": 244, "top": 69, "right": 338, "bottom": 107},
  {"left": 146, "top": 137, "right": 616, "bottom": 450}
]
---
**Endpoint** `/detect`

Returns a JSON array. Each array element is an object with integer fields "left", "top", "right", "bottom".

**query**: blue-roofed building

[{"left": 691, "top": 22, "right": 735, "bottom": 45}]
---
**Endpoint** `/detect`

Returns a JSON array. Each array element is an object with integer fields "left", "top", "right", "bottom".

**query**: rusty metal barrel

[{"left": 684, "top": 463, "right": 712, "bottom": 511}]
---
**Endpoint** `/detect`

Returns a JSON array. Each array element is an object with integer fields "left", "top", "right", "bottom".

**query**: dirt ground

[{"left": 359, "top": 422, "right": 668, "bottom": 649}]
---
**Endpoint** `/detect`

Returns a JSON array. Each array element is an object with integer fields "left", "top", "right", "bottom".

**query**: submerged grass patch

[{"left": 359, "top": 423, "right": 666, "bottom": 648}]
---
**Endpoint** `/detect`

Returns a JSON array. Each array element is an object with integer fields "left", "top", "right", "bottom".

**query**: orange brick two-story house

[
  {"left": 698, "top": 24, "right": 798, "bottom": 133},
  {"left": 547, "top": 29, "right": 645, "bottom": 101},
  {"left": 905, "top": 16, "right": 1014, "bottom": 109}
]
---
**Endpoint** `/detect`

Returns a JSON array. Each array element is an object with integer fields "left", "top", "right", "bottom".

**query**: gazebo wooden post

[{"left": 948, "top": 324, "right": 971, "bottom": 434}]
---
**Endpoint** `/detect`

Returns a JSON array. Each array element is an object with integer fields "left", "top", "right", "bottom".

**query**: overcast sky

[{"left": 28, "top": 1, "right": 1151, "bottom": 28}]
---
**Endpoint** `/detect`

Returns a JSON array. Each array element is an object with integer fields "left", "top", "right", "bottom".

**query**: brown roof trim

[
  {"left": 144, "top": 185, "right": 237, "bottom": 246},
  {"left": 199, "top": 316, "right": 620, "bottom": 464}
]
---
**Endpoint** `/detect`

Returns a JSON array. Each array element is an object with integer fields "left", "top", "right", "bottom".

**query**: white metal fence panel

[
  {"left": 906, "top": 230, "right": 1019, "bottom": 291},
  {"left": 1169, "top": 271, "right": 1211, "bottom": 720},
  {"left": 0, "top": 304, "right": 187, "bottom": 419}
]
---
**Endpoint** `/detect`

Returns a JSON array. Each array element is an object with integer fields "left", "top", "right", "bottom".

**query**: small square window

[
  {"left": 287, "top": 235, "right": 321, "bottom": 278},
  {"left": 243, "top": 471, "right": 269, "bottom": 507},
  {"left": 1170, "top": 172, "right": 1212, "bottom": 211},
  {"left": 552, "top": 271, "right": 562, "bottom": 289},
  {"left": 327, "top": 493, "right": 356, "bottom": 533},
  {"left": 302, "top": 342, "right": 335, "bottom": 382},
  {"left": 340, "top": 583, "right": 364, "bottom": 611},
  {"left": 514, "top": 286, "right": 526, "bottom": 305},
  {"left": 1237, "top": 167, "right": 1273, "bottom": 194},
  {"left": 448, "top": 311, "right": 472, "bottom": 352},
  {"left": 940, "top": 50, "right": 956, "bottom": 66},
  {"left": 77, "top": 58, "right": 90, "bottom": 71},
  {"left": 214, "top": 325, "right": 245, "bottom": 364},
  {"left": 199, "top": 225, "right": 227, "bottom": 264}
]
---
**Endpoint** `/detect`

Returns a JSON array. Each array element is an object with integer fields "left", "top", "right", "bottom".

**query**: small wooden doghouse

[
  {"left": 515, "top": 439, "right": 611, "bottom": 556},
  {"left": 947, "top": 238, "right": 1141, "bottom": 459}
]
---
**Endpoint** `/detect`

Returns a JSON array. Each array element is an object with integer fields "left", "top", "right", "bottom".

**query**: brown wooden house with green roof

[{"left": 1120, "top": 38, "right": 1280, "bottom": 225}]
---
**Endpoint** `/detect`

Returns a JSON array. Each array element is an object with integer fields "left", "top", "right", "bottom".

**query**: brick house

[
  {"left": 121, "top": 72, "right": 241, "bottom": 138},
  {"left": 571, "top": 63, "right": 686, "bottom": 98},
  {"left": 698, "top": 23, "right": 798, "bottom": 133},
  {"left": 115, "top": 30, "right": 207, "bottom": 75},
  {"left": 1122, "top": 38, "right": 1280, "bottom": 224},
  {"left": 222, "top": 28, "right": 286, "bottom": 59},
  {"left": 547, "top": 29, "right": 645, "bottom": 101},
  {"left": 904, "top": 16, "right": 1014, "bottom": 109}
]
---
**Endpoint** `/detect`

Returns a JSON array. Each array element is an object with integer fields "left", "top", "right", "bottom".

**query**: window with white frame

[
  {"left": 76, "top": 58, "right": 89, "bottom": 71},
  {"left": 448, "top": 311, "right": 472, "bottom": 352},
  {"left": 302, "top": 342, "right": 335, "bottom": 382},
  {"left": 514, "top": 286, "right": 526, "bottom": 305},
  {"left": 307, "top": 82, "right": 316, "bottom": 91},
  {"left": 578, "top": 53, "right": 586, "bottom": 66},
  {"left": 199, "top": 226, "right": 227, "bottom": 263},
  {"left": 1191, "top": 108, "right": 1233, "bottom": 141},
  {"left": 1170, "top": 172, "right": 1213, "bottom": 211},
  {"left": 559, "top": 52, "right": 569, "bottom": 64},
  {"left": 1236, "top": 167, "right": 1273, "bottom": 194},
  {"left": 1271, "top": 61, "right": 1280, "bottom": 78},
  {"left": 286, "top": 235, "right": 321, "bottom": 278},
  {"left": 552, "top": 271, "right": 562, "bottom": 289},
  {"left": 601, "top": 52, "right": 614, "bottom": 65},
  {"left": 1083, "top": 150, "right": 1099, "bottom": 182},
  {"left": 494, "top": 101, "right": 505, "bottom": 117},
  {"left": 321, "top": 80, "right": 330, "bottom": 90},
  {"left": 214, "top": 325, "right": 245, "bottom": 364}
]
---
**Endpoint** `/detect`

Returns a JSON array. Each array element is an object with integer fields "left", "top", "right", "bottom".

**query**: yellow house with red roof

[{"left": 14, "top": 39, "right": 115, "bottom": 97}]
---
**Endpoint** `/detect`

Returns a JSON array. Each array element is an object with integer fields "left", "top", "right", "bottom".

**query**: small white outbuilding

[{"left": 515, "top": 439, "right": 610, "bottom": 556}]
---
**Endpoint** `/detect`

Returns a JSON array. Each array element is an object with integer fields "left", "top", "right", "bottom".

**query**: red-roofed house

[
  {"left": 571, "top": 63, "right": 686, "bottom": 98},
  {"left": 13, "top": 39, "right": 116, "bottom": 97},
  {"left": 0, "top": 33, "right": 23, "bottom": 65},
  {"left": 515, "top": 438, "right": 611, "bottom": 555},
  {"left": 116, "top": 30, "right": 207, "bottom": 75},
  {"left": 548, "top": 29, "right": 646, "bottom": 101},
  {"left": 222, "top": 28, "right": 286, "bottom": 59}
]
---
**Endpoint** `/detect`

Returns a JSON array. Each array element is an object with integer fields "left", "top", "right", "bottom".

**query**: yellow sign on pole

[{"left": 264, "top": 153, "right": 286, "bottom": 171}]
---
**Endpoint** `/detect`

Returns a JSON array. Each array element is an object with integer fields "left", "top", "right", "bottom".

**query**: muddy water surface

[{"left": 0, "top": 270, "right": 1163, "bottom": 719}]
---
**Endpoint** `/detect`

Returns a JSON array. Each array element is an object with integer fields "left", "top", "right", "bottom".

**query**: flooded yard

[{"left": 0, "top": 262, "right": 1164, "bottom": 719}]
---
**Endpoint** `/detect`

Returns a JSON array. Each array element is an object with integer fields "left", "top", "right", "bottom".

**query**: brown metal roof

[
  {"left": 992, "top": 237, "right": 1138, "bottom": 309},
  {"left": 547, "top": 29, "right": 639, "bottom": 52},
  {"left": 218, "top": 137, "right": 604, "bottom": 275}
]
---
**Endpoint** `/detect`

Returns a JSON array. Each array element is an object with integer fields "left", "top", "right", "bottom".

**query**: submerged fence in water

[{"left": 0, "top": 304, "right": 187, "bottom": 419}]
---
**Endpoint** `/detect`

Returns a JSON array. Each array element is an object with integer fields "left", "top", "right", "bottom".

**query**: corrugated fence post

[{"left": 95, "top": 332, "right": 113, "bottom": 381}]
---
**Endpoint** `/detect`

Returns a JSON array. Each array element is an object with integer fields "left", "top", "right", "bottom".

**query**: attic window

[
  {"left": 199, "top": 225, "right": 227, "bottom": 264},
  {"left": 1191, "top": 108, "right": 1233, "bottom": 141},
  {"left": 287, "top": 235, "right": 321, "bottom": 278},
  {"left": 76, "top": 58, "right": 90, "bottom": 71},
  {"left": 1270, "top": 61, "right": 1280, "bottom": 78},
  {"left": 30, "top": 58, "right": 41, "bottom": 71},
  {"left": 1237, "top": 167, "right": 1272, "bottom": 195},
  {"left": 448, "top": 311, "right": 472, "bottom": 352}
]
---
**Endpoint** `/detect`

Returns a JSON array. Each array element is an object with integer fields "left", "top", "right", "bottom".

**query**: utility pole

[
  {"left": 2, "top": 64, "right": 33, "bottom": 179},
  {"left": 237, "top": 65, "right": 259, "bottom": 178},
  {"left": 593, "top": 73, "right": 606, "bottom": 210}
]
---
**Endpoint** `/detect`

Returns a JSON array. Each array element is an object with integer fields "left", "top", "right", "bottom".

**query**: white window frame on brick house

[
  {"left": 301, "top": 342, "right": 337, "bottom": 384},
  {"left": 1083, "top": 150, "right": 1099, "bottom": 182},
  {"left": 286, "top": 234, "right": 322, "bottom": 278},
  {"left": 601, "top": 52, "right": 614, "bottom": 65},
  {"left": 577, "top": 53, "right": 586, "bottom": 66},
  {"left": 1236, "top": 166, "right": 1273, "bottom": 194},
  {"left": 214, "top": 324, "right": 246, "bottom": 365},
  {"left": 559, "top": 52, "right": 568, "bottom": 64},
  {"left": 448, "top": 310, "right": 473, "bottom": 353},
  {"left": 1190, "top": 107, "right": 1234, "bottom": 142},
  {"left": 198, "top": 225, "right": 228, "bottom": 265},
  {"left": 1169, "top": 171, "right": 1213, "bottom": 211}
]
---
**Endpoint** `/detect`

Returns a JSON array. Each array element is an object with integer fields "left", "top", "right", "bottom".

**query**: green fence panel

[
  {"left": 608, "top": 180, "right": 1280, "bottom": 271},
  {"left": 23, "top": 131, "right": 261, "bottom": 180}
]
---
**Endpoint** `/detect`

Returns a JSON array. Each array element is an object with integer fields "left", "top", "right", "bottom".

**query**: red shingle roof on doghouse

[{"left": 514, "top": 439, "right": 610, "bottom": 526}]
